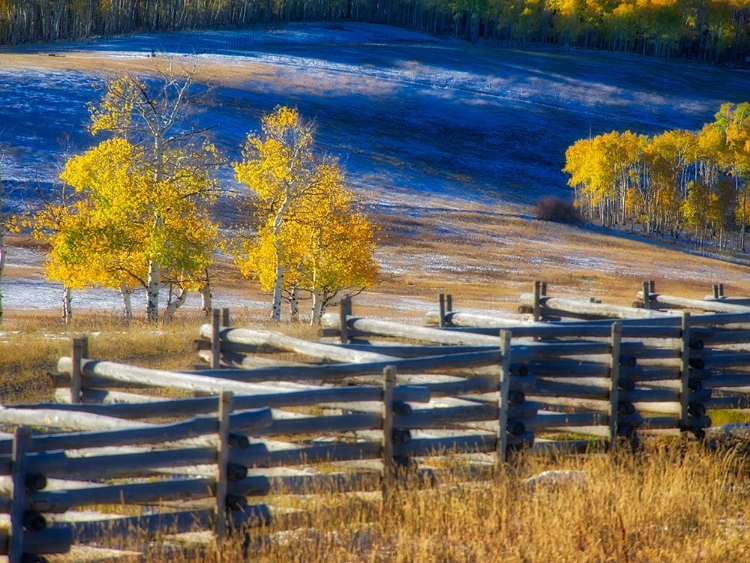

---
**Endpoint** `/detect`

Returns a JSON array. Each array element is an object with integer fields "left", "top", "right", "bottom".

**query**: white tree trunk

[
  {"left": 271, "top": 261, "right": 284, "bottom": 322},
  {"left": 290, "top": 286, "right": 300, "bottom": 322},
  {"left": 146, "top": 260, "right": 160, "bottom": 322},
  {"left": 199, "top": 282, "right": 212, "bottom": 318},
  {"left": 270, "top": 187, "right": 291, "bottom": 323},
  {"left": 61, "top": 285, "right": 72, "bottom": 324},
  {"left": 163, "top": 285, "right": 187, "bottom": 324},
  {"left": 311, "top": 287, "right": 323, "bottom": 325},
  {"left": 119, "top": 281, "right": 133, "bottom": 322}
]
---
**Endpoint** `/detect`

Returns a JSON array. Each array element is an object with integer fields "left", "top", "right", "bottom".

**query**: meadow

[{"left": 3, "top": 22, "right": 750, "bottom": 562}]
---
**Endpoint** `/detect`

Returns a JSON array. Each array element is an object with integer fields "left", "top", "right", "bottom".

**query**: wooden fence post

[
  {"left": 9, "top": 426, "right": 31, "bottom": 563},
  {"left": 642, "top": 281, "right": 651, "bottom": 310},
  {"left": 532, "top": 281, "right": 542, "bottom": 322},
  {"left": 446, "top": 294, "right": 453, "bottom": 314},
  {"left": 608, "top": 322, "right": 622, "bottom": 450},
  {"left": 71, "top": 337, "right": 85, "bottom": 404},
  {"left": 438, "top": 294, "right": 446, "bottom": 329},
  {"left": 215, "top": 391, "right": 234, "bottom": 541},
  {"left": 382, "top": 366, "right": 396, "bottom": 501},
  {"left": 340, "top": 297, "right": 352, "bottom": 345},
  {"left": 719, "top": 283, "right": 725, "bottom": 298},
  {"left": 712, "top": 284, "right": 720, "bottom": 299},
  {"left": 497, "top": 330, "right": 512, "bottom": 461},
  {"left": 211, "top": 309, "right": 222, "bottom": 370},
  {"left": 221, "top": 308, "right": 230, "bottom": 328},
  {"left": 679, "top": 312, "right": 691, "bottom": 430}
]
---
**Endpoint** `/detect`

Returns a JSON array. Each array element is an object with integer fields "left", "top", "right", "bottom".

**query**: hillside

[{"left": 2, "top": 23, "right": 750, "bottom": 318}]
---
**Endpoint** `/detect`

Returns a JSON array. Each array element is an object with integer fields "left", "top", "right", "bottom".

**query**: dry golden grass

[
  {"left": 0, "top": 311, "right": 202, "bottom": 402},
  {"left": 129, "top": 442, "right": 750, "bottom": 563},
  {"left": 0, "top": 307, "right": 330, "bottom": 403}
]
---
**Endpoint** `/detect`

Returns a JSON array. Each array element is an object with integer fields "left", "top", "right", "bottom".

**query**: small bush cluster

[{"left": 534, "top": 196, "right": 580, "bottom": 224}]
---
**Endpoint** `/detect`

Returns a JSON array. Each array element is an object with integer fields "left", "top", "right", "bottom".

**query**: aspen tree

[
  {"left": 234, "top": 106, "right": 321, "bottom": 322},
  {"left": 713, "top": 103, "right": 750, "bottom": 251},
  {"left": 234, "top": 106, "right": 378, "bottom": 322},
  {"left": 86, "top": 65, "right": 221, "bottom": 321}
]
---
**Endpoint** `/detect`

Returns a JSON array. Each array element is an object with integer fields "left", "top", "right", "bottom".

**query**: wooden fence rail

[{"left": 11, "top": 280, "right": 750, "bottom": 560}]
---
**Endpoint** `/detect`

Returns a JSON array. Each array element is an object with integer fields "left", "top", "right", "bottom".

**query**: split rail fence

[{"left": 4, "top": 282, "right": 750, "bottom": 560}]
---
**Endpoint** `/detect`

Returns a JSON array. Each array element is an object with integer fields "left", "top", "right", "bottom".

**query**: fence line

[{"left": 8, "top": 280, "right": 750, "bottom": 560}]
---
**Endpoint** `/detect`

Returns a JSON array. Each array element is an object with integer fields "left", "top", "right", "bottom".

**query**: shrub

[{"left": 534, "top": 196, "right": 580, "bottom": 224}]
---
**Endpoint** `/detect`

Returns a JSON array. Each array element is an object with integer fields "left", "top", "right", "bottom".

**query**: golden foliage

[
  {"left": 564, "top": 103, "right": 750, "bottom": 243},
  {"left": 234, "top": 106, "right": 378, "bottom": 318}
]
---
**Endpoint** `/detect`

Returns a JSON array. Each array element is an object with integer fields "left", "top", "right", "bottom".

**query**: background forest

[
  {"left": 564, "top": 102, "right": 750, "bottom": 252},
  {"left": 1, "top": 0, "right": 749, "bottom": 63}
]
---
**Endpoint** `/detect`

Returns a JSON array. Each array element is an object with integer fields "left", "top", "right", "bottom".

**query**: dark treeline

[{"left": 1, "top": 0, "right": 749, "bottom": 62}]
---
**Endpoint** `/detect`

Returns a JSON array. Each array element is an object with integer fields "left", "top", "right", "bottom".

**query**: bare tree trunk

[
  {"left": 62, "top": 285, "right": 72, "bottom": 324},
  {"left": 146, "top": 259, "right": 160, "bottom": 322},
  {"left": 119, "top": 280, "right": 133, "bottom": 322},
  {"left": 163, "top": 284, "right": 187, "bottom": 324},
  {"left": 271, "top": 260, "right": 284, "bottom": 322},
  {"left": 290, "top": 286, "right": 300, "bottom": 322},
  {"left": 199, "top": 282, "right": 212, "bottom": 318},
  {"left": 311, "top": 287, "right": 323, "bottom": 325}
]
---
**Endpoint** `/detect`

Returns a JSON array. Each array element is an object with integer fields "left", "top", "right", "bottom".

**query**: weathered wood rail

[
  {"left": 8, "top": 281, "right": 750, "bottom": 560},
  {"left": 425, "top": 282, "right": 750, "bottom": 441},
  {"left": 1, "top": 307, "right": 525, "bottom": 561}
]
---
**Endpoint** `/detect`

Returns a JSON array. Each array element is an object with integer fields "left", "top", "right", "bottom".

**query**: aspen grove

[
  {"left": 22, "top": 76, "right": 378, "bottom": 323},
  {"left": 564, "top": 102, "right": 750, "bottom": 251}
]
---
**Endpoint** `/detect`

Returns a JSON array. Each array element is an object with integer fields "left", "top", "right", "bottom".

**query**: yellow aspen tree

[
  {"left": 28, "top": 136, "right": 218, "bottom": 323},
  {"left": 643, "top": 130, "right": 693, "bottom": 237},
  {"left": 282, "top": 163, "right": 378, "bottom": 324},
  {"left": 0, "top": 176, "right": 6, "bottom": 323},
  {"left": 234, "top": 106, "right": 321, "bottom": 322},
  {"left": 87, "top": 64, "right": 221, "bottom": 321},
  {"left": 713, "top": 103, "right": 750, "bottom": 251},
  {"left": 234, "top": 106, "right": 378, "bottom": 323},
  {"left": 564, "top": 131, "right": 642, "bottom": 227}
]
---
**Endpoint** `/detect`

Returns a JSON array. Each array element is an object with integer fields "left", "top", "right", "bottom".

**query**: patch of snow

[{"left": 524, "top": 469, "right": 588, "bottom": 489}]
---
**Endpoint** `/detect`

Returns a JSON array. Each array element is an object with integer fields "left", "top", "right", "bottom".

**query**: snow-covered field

[
  {"left": 2, "top": 23, "right": 750, "bottom": 314},
  {"left": 4, "top": 24, "right": 750, "bottom": 203}
]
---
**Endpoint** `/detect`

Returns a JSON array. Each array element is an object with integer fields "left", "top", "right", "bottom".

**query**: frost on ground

[
  {"left": 3, "top": 23, "right": 749, "bottom": 203},
  {"left": 3, "top": 23, "right": 750, "bottom": 314}
]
